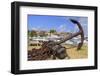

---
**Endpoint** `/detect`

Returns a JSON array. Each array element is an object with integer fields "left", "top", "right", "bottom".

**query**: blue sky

[{"left": 28, "top": 15, "right": 88, "bottom": 36}]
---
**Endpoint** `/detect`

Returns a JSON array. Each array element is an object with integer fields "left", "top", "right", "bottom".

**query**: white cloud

[
  {"left": 31, "top": 27, "right": 37, "bottom": 30},
  {"left": 73, "top": 24, "right": 79, "bottom": 33},
  {"left": 58, "top": 24, "right": 67, "bottom": 32},
  {"left": 30, "top": 26, "right": 42, "bottom": 31}
]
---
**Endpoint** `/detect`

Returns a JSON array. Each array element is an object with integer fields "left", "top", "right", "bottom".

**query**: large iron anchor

[
  {"left": 28, "top": 19, "right": 85, "bottom": 60},
  {"left": 45, "top": 19, "right": 85, "bottom": 59}
]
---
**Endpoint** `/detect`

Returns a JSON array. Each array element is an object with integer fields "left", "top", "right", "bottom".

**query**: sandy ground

[
  {"left": 64, "top": 44, "right": 88, "bottom": 59},
  {"left": 28, "top": 43, "right": 88, "bottom": 60}
]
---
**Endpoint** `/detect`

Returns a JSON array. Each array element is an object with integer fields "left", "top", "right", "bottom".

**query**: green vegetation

[{"left": 49, "top": 29, "right": 56, "bottom": 34}]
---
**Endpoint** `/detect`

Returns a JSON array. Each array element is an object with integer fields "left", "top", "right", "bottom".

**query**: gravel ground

[{"left": 28, "top": 44, "right": 88, "bottom": 60}]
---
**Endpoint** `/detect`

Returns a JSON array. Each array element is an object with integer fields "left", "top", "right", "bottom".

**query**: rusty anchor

[{"left": 28, "top": 19, "right": 84, "bottom": 60}]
